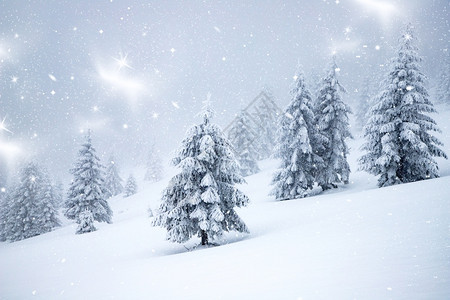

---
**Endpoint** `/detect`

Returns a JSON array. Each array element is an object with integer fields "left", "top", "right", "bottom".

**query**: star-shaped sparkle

[
  {"left": 113, "top": 53, "right": 133, "bottom": 70},
  {"left": 0, "top": 117, "right": 13, "bottom": 134}
]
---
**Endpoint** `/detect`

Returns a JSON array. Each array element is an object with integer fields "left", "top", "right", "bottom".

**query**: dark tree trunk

[{"left": 201, "top": 230, "right": 208, "bottom": 245}]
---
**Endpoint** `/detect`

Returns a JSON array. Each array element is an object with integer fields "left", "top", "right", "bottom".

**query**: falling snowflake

[{"left": 48, "top": 74, "right": 57, "bottom": 81}]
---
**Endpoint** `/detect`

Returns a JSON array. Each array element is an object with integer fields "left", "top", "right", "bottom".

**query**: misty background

[{"left": 0, "top": 0, "right": 448, "bottom": 186}]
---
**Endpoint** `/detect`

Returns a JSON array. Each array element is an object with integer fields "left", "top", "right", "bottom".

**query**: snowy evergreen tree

[
  {"left": 271, "top": 70, "right": 323, "bottom": 200},
  {"left": 147, "top": 207, "right": 153, "bottom": 217},
  {"left": 252, "top": 88, "right": 280, "bottom": 159},
  {"left": 315, "top": 57, "right": 352, "bottom": 190},
  {"left": 153, "top": 96, "right": 249, "bottom": 245},
  {"left": 124, "top": 174, "right": 138, "bottom": 197},
  {"left": 227, "top": 110, "right": 260, "bottom": 176},
  {"left": 359, "top": 24, "right": 447, "bottom": 187},
  {"left": 144, "top": 145, "right": 163, "bottom": 182},
  {"left": 40, "top": 172, "right": 61, "bottom": 232},
  {"left": 53, "top": 181, "right": 64, "bottom": 209},
  {"left": 64, "top": 131, "right": 112, "bottom": 233},
  {"left": 355, "top": 79, "right": 372, "bottom": 132},
  {"left": 0, "top": 188, "right": 9, "bottom": 242},
  {"left": 76, "top": 209, "right": 96, "bottom": 234},
  {"left": 104, "top": 155, "right": 124, "bottom": 198},
  {"left": 0, "top": 160, "right": 7, "bottom": 193},
  {"left": 1, "top": 162, "right": 60, "bottom": 242},
  {"left": 435, "top": 53, "right": 450, "bottom": 105}
]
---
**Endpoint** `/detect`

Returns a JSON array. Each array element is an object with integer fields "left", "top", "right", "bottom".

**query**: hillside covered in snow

[{"left": 1, "top": 104, "right": 449, "bottom": 299}]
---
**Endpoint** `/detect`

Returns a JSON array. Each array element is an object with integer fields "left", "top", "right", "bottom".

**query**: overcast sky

[{"left": 0, "top": 0, "right": 448, "bottom": 184}]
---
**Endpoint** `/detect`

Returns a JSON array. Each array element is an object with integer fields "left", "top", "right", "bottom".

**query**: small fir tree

[
  {"left": 228, "top": 110, "right": 260, "bottom": 176},
  {"left": 252, "top": 88, "right": 280, "bottom": 159},
  {"left": 40, "top": 172, "right": 61, "bottom": 232},
  {"left": 64, "top": 131, "right": 112, "bottom": 233},
  {"left": 271, "top": 70, "right": 322, "bottom": 200},
  {"left": 76, "top": 210, "right": 96, "bottom": 234},
  {"left": 153, "top": 95, "right": 249, "bottom": 246},
  {"left": 0, "top": 188, "right": 9, "bottom": 242},
  {"left": 53, "top": 181, "right": 64, "bottom": 209},
  {"left": 124, "top": 174, "right": 138, "bottom": 197},
  {"left": 435, "top": 52, "right": 450, "bottom": 105},
  {"left": 144, "top": 145, "right": 163, "bottom": 182},
  {"left": 314, "top": 57, "right": 352, "bottom": 190},
  {"left": 359, "top": 24, "right": 447, "bottom": 187},
  {"left": 0, "top": 161, "right": 7, "bottom": 193},
  {"left": 104, "top": 155, "right": 124, "bottom": 198},
  {"left": 355, "top": 79, "right": 372, "bottom": 132}
]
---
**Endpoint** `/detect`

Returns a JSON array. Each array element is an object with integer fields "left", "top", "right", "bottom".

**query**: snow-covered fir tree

[
  {"left": 124, "top": 174, "right": 138, "bottom": 197},
  {"left": 0, "top": 160, "right": 7, "bottom": 193},
  {"left": 252, "top": 88, "right": 280, "bottom": 159},
  {"left": 359, "top": 24, "right": 447, "bottom": 187},
  {"left": 64, "top": 131, "right": 112, "bottom": 233},
  {"left": 144, "top": 145, "right": 163, "bottom": 182},
  {"left": 314, "top": 57, "right": 352, "bottom": 190},
  {"left": 104, "top": 155, "right": 124, "bottom": 198},
  {"left": 355, "top": 79, "right": 372, "bottom": 133},
  {"left": 227, "top": 110, "right": 260, "bottom": 176},
  {"left": 53, "top": 181, "right": 64, "bottom": 209},
  {"left": 435, "top": 52, "right": 450, "bottom": 105},
  {"left": 271, "top": 70, "right": 323, "bottom": 200},
  {"left": 40, "top": 171, "right": 61, "bottom": 232},
  {"left": 1, "top": 162, "right": 60, "bottom": 242},
  {"left": 0, "top": 188, "right": 9, "bottom": 242},
  {"left": 153, "top": 96, "right": 249, "bottom": 245},
  {"left": 76, "top": 209, "right": 96, "bottom": 234}
]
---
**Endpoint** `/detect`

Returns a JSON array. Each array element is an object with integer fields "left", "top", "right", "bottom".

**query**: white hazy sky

[{"left": 0, "top": 0, "right": 448, "bottom": 184}]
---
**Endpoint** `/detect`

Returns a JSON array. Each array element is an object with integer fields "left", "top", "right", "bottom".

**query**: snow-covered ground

[{"left": 1, "top": 105, "right": 449, "bottom": 300}]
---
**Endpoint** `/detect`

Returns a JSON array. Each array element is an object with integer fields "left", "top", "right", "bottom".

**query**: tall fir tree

[
  {"left": 153, "top": 96, "right": 249, "bottom": 245},
  {"left": 104, "top": 155, "right": 124, "bottom": 198},
  {"left": 144, "top": 145, "right": 163, "bottom": 182},
  {"left": 227, "top": 110, "right": 260, "bottom": 176},
  {"left": 64, "top": 131, "right": 112, "bottom": 233},
  {"left": 271, "top": 70, "right": 323, "bottom": 200},
  {"left": 124, "top": 174, "right": 138, "bottom": 197},
  {"left": 359, "top": 24, "right": 447, "bottom": 187},
  {"left": 1, "top": 162, "right": 60, "bottom": 242},
  {"left": 314, "top": 57, "right": 352, "bottom": 190}
]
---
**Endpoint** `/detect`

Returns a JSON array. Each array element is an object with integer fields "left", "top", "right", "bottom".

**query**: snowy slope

[{"left": 1, "top": 107, "right": 449, "bottom": 300}]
